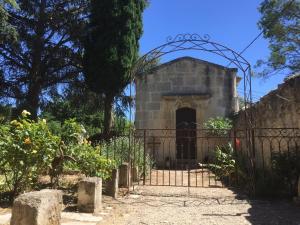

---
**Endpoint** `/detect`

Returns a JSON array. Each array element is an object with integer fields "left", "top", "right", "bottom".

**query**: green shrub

[
  {"left": 209, "top": 143, "right": 236, "bottom": 184},
  {"left": 55, "top": 119, "right": 116, "bottom": 182},
  {"left": 249, "top": 150, "right": 300, "bottom": 198},
  {"left": 0, "top": 111, "right": 116, "bottom": 196},
  {"left": 101, "top": 136, "right": 152, "bottom": 179},
  {"left": 61, "top": 118, "right": 87, "bottom": 145},
  {"left": 75, "top": 145, "right": 116, "bottom": 179},
  {"left": 204, "top": 117, "right": 233, "bottom": 136},
  {"left": 270, "top": 150, "right": 300, "bottom": 197},
  {"left": 0, "top": 110, "right": 60, "bottom": 196}
]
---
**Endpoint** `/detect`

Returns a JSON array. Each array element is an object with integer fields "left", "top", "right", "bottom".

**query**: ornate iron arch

[{"left": 130, "top": 33, "right": 253, "bottom": 128}]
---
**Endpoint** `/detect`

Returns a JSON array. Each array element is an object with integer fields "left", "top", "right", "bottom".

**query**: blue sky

[{"left": 138, "top": 0, "right": 288, "bottom": 102}]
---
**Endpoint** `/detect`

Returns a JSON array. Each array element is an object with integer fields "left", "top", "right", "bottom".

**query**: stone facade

[
  {"left": 135, "top": 57, "right": 240, "bottom": 165},
  {"left": 135, "top": 57, "right": 240, "bottom": 130}
]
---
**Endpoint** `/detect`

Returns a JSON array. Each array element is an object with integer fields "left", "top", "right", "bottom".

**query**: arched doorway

[{"left": 176, "top": 107, "right": 196, "bottom": 161}]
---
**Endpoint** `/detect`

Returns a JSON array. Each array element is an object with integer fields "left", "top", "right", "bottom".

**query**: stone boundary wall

[
  {"left": 235, "top": 74, "right": 300, "bottom": 129},
  {"left": 234, "top": 74, "right": 300, "bottom": 168}
]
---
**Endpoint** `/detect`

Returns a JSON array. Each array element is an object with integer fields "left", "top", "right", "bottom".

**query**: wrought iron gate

[{"left": 130, "top": 128, "right": 300, "bottom": 191}]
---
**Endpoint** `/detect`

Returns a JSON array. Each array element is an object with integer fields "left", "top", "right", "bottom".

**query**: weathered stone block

[
  {"left": 175, "top": 61, "right": 190, "bottom": 73},
  {"left": 150, "top": 93, "right": 160, "bottom": 102},
  {"left": 157, "top": 82, "right": 171, "bottom": 90},
  {"left": 78, "top": 177, "right": 102, "bottom": 213},
  {"left": 119, "top": 163, "right": 131, "bottom": 188},
  {"left": 10, "top": 189, "right": 63, "bottom": 225},
  {"left": 146, "top": 102, "right": 160, "bottom": 111},
  {"left": 184, "top": 77, "right": 198, "bottom": 86},
  {"left": 105, "top": 169, "right": 119, "bottom": 198}
]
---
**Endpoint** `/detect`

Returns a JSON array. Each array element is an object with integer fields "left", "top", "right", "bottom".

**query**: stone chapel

[
  {"left": 134, "top": 57, "right": 241, "bottom": 166},
  {"left": 135, "top": 56, "right": 240, "bottom": 130}
]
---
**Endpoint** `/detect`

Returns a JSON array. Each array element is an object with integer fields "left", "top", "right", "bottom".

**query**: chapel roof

[{"left": 146, "top": 56, "right": 238, "bottom": 74}]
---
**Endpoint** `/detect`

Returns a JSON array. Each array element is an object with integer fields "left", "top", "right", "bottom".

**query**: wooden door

[{"left": 176, "top": 108, "right": 196, "bottom": 160}]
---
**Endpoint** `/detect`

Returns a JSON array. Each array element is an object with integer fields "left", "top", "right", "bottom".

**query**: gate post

[
  {"left": 187, "top": 135, "right": 191, "bottom": 189},
  {"left": 119, "top": 163, "right": 131, "bottom": 188},
  {"left": 143, "top": 129, "right": 146, "bottom": 185},
  {"left": 233, "top": 129, "right": 238, "bottom": 186},
  {"left": 251, "top": 128, "right": 256, "bottom": 196},
  {"left": 245, "top": 128, "right": 256, "bottom": 196}
]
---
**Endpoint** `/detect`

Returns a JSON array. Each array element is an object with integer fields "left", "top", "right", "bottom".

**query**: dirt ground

[
  {"left": 1, "top": 173, "right": 300, "bottom": 225},
  {"left": 101, "top": 186, "right": 300, "bottom": 225}
]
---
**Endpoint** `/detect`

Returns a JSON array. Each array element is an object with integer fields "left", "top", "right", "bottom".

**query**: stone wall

[
  {"left": 234, "top": 74, "right": 300, "bottom": 169},
  {"left": 235, "top": 74, "right": 300, "bottom": 129}
]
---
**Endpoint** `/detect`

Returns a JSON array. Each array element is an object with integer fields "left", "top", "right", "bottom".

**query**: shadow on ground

[{"left": 246, "top": 199, "right": 300, "bottom": 225}]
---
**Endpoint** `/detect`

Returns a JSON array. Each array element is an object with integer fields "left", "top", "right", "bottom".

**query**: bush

[
  {"left": 0, "top": 110, "right": 60, "bottom": 196},
  {"left": 204, "top": 117, "right": 233, "bottom": 136},
  {"left": 270, "top": 150, "right": 300, "bottom": 197},
  {"left": 101, "top": 136, "right": 152, "bottom": 179},
  {"left": 52, "top": 119, "right": 116, "bottom": 184},
  {"left": 249, "top": 150, "right": 300, "bottom": 198},
  {"left": 209, "top": 143, "right": 236, "bottom": 184},
  {"left": 0, "top": 111, "right": 116, "bottom": 196},
  {"left": 61, "top": 118, "right": 87, "bottom": 145},
  {"left": 75, "top": 144, "right": 116, "bottom": 179}
]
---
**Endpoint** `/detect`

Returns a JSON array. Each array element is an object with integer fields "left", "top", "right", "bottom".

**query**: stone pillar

[
  {"left": 10, "top": 189, "right": 63, "bottom": 225},
  {"left": 105, "top": 169, "right": 119, "bottom": 198},
  {"left": 119, "top": 163, "right": 131, "bottom": 188},
  {"left": 132, "top": 166, "right": 139, "bottom": 182},
  {"left": 77, "top": 177, "right": 102, "bottom": 213}
]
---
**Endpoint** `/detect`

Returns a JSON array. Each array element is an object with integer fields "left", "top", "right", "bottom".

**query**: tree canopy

[
  {"left": 0, "top": 0, "right": 88, "bottom": 118},
  {"left": 257, "top": 0, "right": 300, "bottom": 77}
]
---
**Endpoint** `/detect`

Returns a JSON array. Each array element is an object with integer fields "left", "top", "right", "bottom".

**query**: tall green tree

[
  {"left": 0, "top": 0, "right": 88, "bottom": 118},
  {"left": 84, "top": 0, "right": 147, "bottom": 135},
  {"left": 257, "top": 0, "right": 300, "bottom": 76}
]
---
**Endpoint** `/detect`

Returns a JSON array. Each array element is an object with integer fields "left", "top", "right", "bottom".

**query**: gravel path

[
  {"left": 1, "top": 185, "right": 299, "bottom": 225},
  {"left": 101, "top": 186, "right": 300, "bottom": 225}
]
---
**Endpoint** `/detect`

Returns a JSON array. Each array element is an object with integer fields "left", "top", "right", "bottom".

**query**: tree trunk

[
  {"left": 103, "top": 94, "right": 114, "bottom": 138},
  {"left": 22, "top": 0, "right": 46, "bottom": 119},
  {"left": 25, "top": 84, "right": 41, "bottom": 119}
]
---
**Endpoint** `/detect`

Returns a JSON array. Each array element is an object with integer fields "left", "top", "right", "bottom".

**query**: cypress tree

[{"left": 84, "top": 0, "right": 147, "bottom": 136}]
